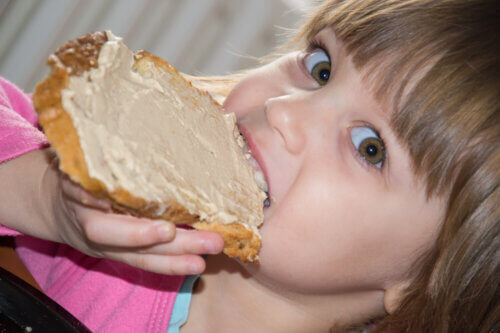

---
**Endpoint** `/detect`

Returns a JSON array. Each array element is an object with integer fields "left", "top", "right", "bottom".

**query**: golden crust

[
  {"left": 193, "top": 222, "right": 261, "bottom": 262},
  {"left": 33, "top": 31, "right": 261, "bottom": 262},
  {"left": 33, "top": 32, "right": 109, "bottom": 197}
]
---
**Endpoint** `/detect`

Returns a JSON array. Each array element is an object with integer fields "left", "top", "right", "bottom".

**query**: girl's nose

[{"left": 265, "top": 95, "right": 308, "bottom": 155}]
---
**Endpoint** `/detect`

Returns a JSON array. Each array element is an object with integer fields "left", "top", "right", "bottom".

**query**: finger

[
  {"left": 76, "top": 206, "right": 176, "bottom": 247},
  {"left": 104, "top": 252, "right": 207, "bottom": 275},
  {"left": 61, "top": 176, "right": 111, "bottom": 211},
  {"left": 138, "top": 228, "right": 224, "bottom": 256}
]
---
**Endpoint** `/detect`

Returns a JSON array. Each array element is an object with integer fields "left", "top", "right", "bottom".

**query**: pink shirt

[{"left": 0, "top": 77, "right": 184, "bottom": 332}]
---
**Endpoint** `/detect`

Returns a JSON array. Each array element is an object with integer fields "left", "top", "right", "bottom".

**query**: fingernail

[
  {"left": 157, "top": 223, "right": 173, "bottom": 241},
  {"left": 188, "top": 263, "right": 202, "bottom": 274},
  {"left": 204, "top": 240, "right": 220, "bottom": 254}
]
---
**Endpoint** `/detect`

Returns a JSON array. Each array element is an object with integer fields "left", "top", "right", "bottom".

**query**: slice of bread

[{"left": 33, "top": 31, "right": 267, "bottom": 262}]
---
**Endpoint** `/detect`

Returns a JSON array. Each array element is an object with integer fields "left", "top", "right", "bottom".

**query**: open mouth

[{"left": 238, "top": 126, "right": 270, "bottom": 207}]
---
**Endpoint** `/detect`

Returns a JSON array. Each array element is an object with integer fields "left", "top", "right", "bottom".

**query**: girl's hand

[
  {"left": 53, "top": 175, "right": 225, "bottom": 275},
  {"left": 0, "top": 149, "right": 223, "bottom": 276}
]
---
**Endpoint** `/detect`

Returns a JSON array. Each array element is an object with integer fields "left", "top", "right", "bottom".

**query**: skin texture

[{"left": 182, "top": 28, "right": 446, "bottom": 332}]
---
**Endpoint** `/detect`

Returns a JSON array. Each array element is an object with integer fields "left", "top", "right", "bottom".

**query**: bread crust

[{"left": 33, "top": 31, "right": 261, "bottom": 262}]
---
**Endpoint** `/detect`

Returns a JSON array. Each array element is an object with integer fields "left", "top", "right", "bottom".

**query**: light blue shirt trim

[{"left": 167, "top": 274, "right": 200, "bottom": 333}]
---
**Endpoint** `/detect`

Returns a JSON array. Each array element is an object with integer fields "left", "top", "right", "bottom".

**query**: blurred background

[{"left": 0, "top": 0, "right": 315, "bottom": 92}]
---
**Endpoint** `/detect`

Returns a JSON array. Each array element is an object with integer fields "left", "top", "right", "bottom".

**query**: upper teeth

[
  {"left": 241, "top": 139, "right": 269, "bottom": 194},
  {"left": 254, "top": 169, "right": 268, "bottom": 193},
  {"left": 248, "top": 153, "right": 268, "bottom": 192}
]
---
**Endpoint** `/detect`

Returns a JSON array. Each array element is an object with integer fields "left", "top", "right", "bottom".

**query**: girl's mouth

[{"left": 238, "top": 125, "right": 271, "bottom": 207}]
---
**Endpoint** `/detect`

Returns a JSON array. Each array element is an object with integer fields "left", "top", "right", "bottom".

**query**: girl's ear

[{"left": 383, "top": 280, "right": 411, "bottom": 314}]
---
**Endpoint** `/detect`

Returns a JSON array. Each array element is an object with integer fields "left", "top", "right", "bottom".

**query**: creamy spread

[{"left": 60, "top": 31, "right": 266, "bottom": 230}]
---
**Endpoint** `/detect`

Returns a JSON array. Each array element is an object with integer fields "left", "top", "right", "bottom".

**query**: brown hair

[{"left": 294, "top": 0, "right": 499, "bottom": 332}]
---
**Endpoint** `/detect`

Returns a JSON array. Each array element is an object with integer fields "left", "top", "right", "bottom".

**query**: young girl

[{"left": 1, "top": 0, "right": 498, "bottom": 331}]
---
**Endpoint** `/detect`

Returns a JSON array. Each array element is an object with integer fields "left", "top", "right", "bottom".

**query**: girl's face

[{"left": 223, "top": 28, "right": 444, "bottom": 295}]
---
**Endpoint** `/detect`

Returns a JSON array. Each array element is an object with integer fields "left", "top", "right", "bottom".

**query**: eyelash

[{"left": 306, "top": 37, "right": 329, "bottom": 55}]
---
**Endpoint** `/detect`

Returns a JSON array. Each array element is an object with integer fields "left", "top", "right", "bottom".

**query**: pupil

[
  {"left": 366, "top": 145, "right": 378, "bottom": 156},
  {"left": 319, "top": 69, "right": 330, "bottom": 81}
]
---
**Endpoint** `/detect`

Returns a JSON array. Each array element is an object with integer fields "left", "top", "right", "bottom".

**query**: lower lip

[{"left": 237, "top": 124, "right": 271, "bottom": 198}]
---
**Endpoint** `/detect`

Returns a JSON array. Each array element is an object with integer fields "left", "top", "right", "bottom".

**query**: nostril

[{"left": 265, "top": 96, "right": 305, "bottom": 154}]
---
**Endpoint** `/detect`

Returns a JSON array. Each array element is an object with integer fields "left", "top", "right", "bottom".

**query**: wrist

[
  {"left": 0, "top": 149, "right": 61, "bottom": 241},
  {"left": 37, "top": 149, "right": 65, "bottom": 243}
]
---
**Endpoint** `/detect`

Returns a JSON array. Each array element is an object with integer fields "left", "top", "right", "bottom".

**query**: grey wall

[{"left": 0, "top": 0, "right": 313, "bottom": 92}]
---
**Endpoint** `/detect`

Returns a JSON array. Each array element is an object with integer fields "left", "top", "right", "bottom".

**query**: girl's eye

[
  {"left": 304, "top": 49, "right": 331, "bottom": 86},
  {"left": 350, "top": 127, "right": 386, "bottom": 168}
]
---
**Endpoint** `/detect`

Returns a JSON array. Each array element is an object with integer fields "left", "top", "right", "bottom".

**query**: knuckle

[
  {"left": 129, "top": 226, "right": 149, "bottom": 245},
  {"left": 181, "top": 239, "right": 195, "bottom": 254},
  {"left": 131, "top": 255, "right": 150, "bottom": 271}
]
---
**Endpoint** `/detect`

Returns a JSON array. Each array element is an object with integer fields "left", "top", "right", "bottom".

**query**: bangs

[{"left": 296, "top": 0, "right": 500, "bottom": 197}]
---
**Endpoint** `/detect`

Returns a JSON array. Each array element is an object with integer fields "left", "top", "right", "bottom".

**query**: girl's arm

[
  {"left": 0, "top": 77, "right": 50, "bottom": 237},
  {"left": 0, "top": 149, "right": 59, "bottom": 240}
]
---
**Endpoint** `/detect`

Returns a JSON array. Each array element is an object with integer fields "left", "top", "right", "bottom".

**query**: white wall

[{"left": 0, "top": 0, "right": 313, "bottom": 92}]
